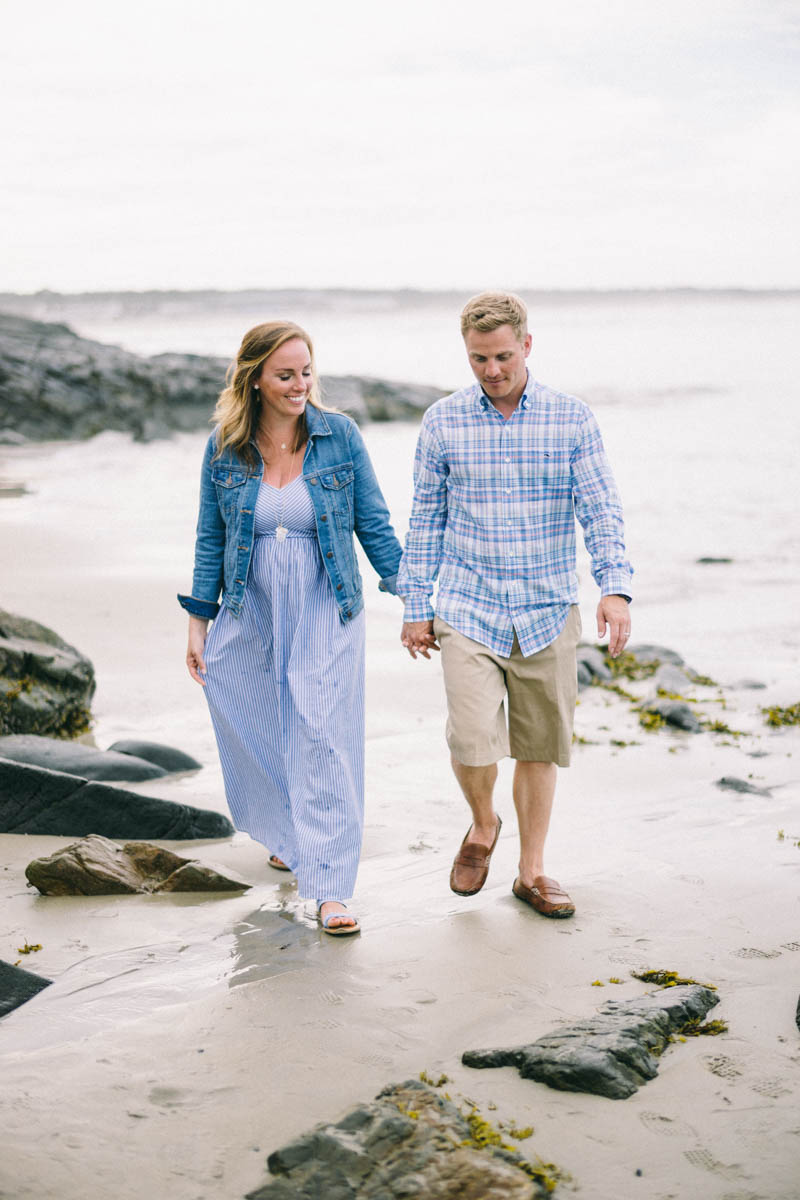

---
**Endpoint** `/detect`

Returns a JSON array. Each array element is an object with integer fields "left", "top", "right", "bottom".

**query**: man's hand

[
  {"left": 596, "top": 595, "right": 631, "bottom": 659},
  {"left": 401, "top": 620, "right": 440, "bottom": 660}
]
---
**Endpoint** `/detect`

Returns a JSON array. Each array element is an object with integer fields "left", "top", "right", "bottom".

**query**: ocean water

[{"left": 2, "top": 289, "right": 799, "bottom": 687}]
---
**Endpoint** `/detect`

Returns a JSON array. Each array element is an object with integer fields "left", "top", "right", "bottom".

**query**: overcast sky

[{"left": 1, "top": 0, "right": 798, "bottom": 292}]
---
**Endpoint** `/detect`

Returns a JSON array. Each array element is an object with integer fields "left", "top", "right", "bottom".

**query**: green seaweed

[
  {"left": 762, "top": 701, "right": 800, "bottom": 728},
  {"left": 602, "top": 649, "right": 661, "bottom": 680},
  {"left": 460, "top": 1107, "right": 564, "bottom": 1193},
  {"left": 676, "top": 1018, "right": 728, "bottom": 1037},
  {"left": 638, "top": 709, "right": 666, "bottom": 732},
  {"left": 703, "top": 718, "right": 746, "bottom": 738},
  {"left": 631, "top": 968, "right": 717, "bottom": 991},
  {"left": 418, "top": 1070, "right": 449, "bottom": 1088},
  {"left": 610, "top": 738, "right": 640, "bottom": 748}
]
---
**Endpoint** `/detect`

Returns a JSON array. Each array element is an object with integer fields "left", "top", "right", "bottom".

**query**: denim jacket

[{"left": 178, "top": 406, "right": 403, "bottom": 624}]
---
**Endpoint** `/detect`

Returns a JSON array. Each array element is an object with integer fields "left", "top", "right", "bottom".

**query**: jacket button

[
  {"left": 320, "top": 514, "right": 327, "bottom": 521},
  {"left": 336, "top": 584, "right": 342, "bottom": 591},
  {"left": 309, "top": 478, "right": 317, "bottom": 485},
  {"left": 326, "top": 551, "right": 333, "bottom": 558},
  {"left": 346, "top": 611, "right": 352, "bottom": 618}
]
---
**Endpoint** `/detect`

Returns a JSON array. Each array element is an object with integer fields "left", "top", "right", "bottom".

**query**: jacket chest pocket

[
  {"left": 212, "top": 466, "right": 249, "bottom": 511},
  {"left": 319, "top": 466, "right": 354, "bottom": 528}
]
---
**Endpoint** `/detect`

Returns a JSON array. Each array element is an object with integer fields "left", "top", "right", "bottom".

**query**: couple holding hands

[{"left": 179, "top": 292, "right": 633, "bottom": 937}]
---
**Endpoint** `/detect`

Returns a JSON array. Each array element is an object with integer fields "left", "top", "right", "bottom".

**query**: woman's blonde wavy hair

[{"left": 212, "top": 321, "right": 325, "bottom": 466}]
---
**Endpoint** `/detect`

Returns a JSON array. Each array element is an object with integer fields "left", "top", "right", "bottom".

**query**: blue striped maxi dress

[{"left": 202, "top": 475, "right": 365, "bottom": 901}]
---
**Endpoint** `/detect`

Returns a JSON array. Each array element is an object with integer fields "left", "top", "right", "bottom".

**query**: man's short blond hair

[{"left": 460, "top": 291, "right": 528, "bottom": 342}]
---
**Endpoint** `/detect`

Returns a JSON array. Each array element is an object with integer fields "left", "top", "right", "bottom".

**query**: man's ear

[{"left": 523, "top": 333, "right": 532, "bottom": 357}]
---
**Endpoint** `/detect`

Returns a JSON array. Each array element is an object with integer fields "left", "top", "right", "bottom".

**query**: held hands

[
  {"left": 186, "top": 617, "right": 209, "bottom": 685},
  {"left": 596, "top": 595, "right": 631, "bottom": 659},
  {"left": 401, "top": 620, "right": 440, "bottom": 660}
]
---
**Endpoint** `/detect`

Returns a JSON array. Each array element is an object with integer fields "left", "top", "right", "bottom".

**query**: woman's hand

[{"left": 186, "top": 616, "right": 209, "bottom": 684}]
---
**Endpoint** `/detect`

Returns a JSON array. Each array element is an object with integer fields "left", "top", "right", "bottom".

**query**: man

[{"left": 397, "top": 291, "right": 632, "bottom": 918}]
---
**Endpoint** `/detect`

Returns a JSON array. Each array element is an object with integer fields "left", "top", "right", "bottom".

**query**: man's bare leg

[
  {"left": 451, "top": 757, "right": 499, "bottom": 846},
  {"left": 513, "top": 760, "right": 557, "bottom": 886}
]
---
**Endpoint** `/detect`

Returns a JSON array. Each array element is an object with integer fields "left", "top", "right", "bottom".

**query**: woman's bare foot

[{"left": 317, "top": 901, "right": 360, "bottom": 935}]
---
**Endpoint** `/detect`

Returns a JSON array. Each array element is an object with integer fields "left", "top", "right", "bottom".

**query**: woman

[{"left": 179, "top": 321, "right": 403, "bottom": 935}]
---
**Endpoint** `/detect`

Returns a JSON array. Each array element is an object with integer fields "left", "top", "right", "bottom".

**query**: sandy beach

[{"left": 1, "top": 414, "right": 799, "bottom": 1200}]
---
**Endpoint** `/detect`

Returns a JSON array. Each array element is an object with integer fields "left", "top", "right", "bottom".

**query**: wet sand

[{"left": 1, "top": 430, "right": 799, "bottom": 1199}]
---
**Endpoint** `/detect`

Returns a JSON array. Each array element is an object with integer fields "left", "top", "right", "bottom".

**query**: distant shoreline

[{"left": 2, "top": 285, "right": 799, "bottom": 308}]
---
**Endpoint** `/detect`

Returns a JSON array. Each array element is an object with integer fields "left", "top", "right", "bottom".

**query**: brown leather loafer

[
  {"left": 450, "top": 815, "right": 502, "bottom": 896},
  {"left": 512, "top": 875, "right": 575, "bottom": 918}
]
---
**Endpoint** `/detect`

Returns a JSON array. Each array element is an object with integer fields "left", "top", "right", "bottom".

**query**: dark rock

[
  {"left": 627, "top": 644, "right": 685, "bottom": 667},
  {"left": 0, "top": 428, "right": 28, "bottom": 445},
  {"left": 736, "top": 679, "right": 767, "bottom": 690},
  {"left": 0, "top": 608, "right": 95, "bottom": 737},
  {"left": 321, "top": 375, "right": 442, "bottom": 423},
  {"left": 0, "top": 959, "right": 52, "bottom": 1018},
  {"left": 796, "top": 994, "right": 799, "bottom": 1035},
  {"left": 715, "top": 776, "right": 771, "bottom": 796},
  {"left": 0, "top": 313, "right": 442, "bottom": 442},
  {"left": 577, "top": 645, "right": 612, "bottom": 683},
  {"left": 0, "top": 758, "right": 233, "bottom": 839},
  {"left": 0, "top": 734, "right": 166, "bottom": 781},
  {"left": 248, "top": 1079, "right": 547, "bottom": 1199},
  {"left": 651, "top": 664, "right": 695, "bottom": 695},
  {"left": 577, "top": 661, "right": 593, "bottom": 690},
  {"left": 696, "top": 556, "right": 733, "bottom": 564},
  {"left": 25, "top": 834, "right": 249, "bottom": 895},
  {"left": 107, "top": 739, "right": 201, "bottom": 773},
  {"left": 642, "top": 698, "right": 702, "bottom": 732},
  {"left": 462, "top": 984, "right": 719, "bottom": 1100}
]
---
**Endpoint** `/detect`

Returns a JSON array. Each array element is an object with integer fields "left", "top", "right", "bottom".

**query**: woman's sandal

[
  {"left": 317, "top": 902, "right": 361, "bottom": 937},
  {"left": 268, "top": 855, "right": 291, "bottom": 871}
]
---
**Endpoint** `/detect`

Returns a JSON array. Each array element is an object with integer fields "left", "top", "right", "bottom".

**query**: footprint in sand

[
  {"left": 732, "top": 947, "right": 781, "bottom": 959},
  {"left": 638, "top": 1110, "right": 698, "bottom": 1139},
  {"left": 703, "top": 1054, "right": 743, "bottom": 1080},
  {"left": 750, "top": 1077, "right": 792, "bottom": 1099},
  {"left": 683, "top": 1147, "right": 741, "bottom": 1181}
]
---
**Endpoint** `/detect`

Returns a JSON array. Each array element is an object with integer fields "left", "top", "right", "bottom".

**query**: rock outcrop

[
  {"left": 25, "top": 834, "right": 249, "bottom": 895},
  {"left": 107, "top": 739, "right": 201, "bottom": 773},
  {"left": 0, "top": 758, "right": 232, "bottom": 839},
  {"left": 0, "top": 313, "right": 442, "bottom": 441},
  {"left": 462, "top": 984, "right": 719, "bottom": 1099},
  {"left": 0, "top": 960, "right": 52, "bottom": 1018},
  {"left": 248, "top": 1079, "right": 554, "bottom": 1199},
  {"left": 0, "top": 608, "right": 95, "bottom": 737},
  {"left": 0, "top": 734, "right": 166, "bottom": 781}
]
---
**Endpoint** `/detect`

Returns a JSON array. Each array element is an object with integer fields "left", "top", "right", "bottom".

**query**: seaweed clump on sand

[
  {"left": 762, "top": 701, "right": 800, "bottom": 728},
  {"left": 631, "top": 968, "right": 717, "bottom": 990}
]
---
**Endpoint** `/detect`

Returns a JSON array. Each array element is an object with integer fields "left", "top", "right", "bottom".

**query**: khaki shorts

[{"left": 433, "top": 606, "right": 581, "bottom": 768}]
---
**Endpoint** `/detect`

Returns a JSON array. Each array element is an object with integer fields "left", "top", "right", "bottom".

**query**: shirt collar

[{"left": 477, "top": 371, "right": 533, "bottom": 413}]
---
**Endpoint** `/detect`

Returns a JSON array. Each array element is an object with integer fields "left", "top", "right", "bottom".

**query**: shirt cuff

[
  {"left": 402, "top": 597, "right": 435, "bottom": 623},
  {"left": 600, "top": 572, "right": 633, "bottom": 603},
  {"left": 178, "top": 593, "right": 220, "bottom": 620}
]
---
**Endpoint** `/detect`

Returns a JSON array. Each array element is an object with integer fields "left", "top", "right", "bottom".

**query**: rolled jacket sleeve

[{"left": 177, "top": 435, "right": 225, "bottom": 618}]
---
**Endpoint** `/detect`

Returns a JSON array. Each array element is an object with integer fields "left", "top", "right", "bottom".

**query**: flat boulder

[
  {"left": 107, "top": 739, "right": 201, "bottom": 773},
  {"left": 627, "top": 644, "right": 685, "bottom": 667},
  {"left": 0, "top": 734, "right": 165, "bottom": 781},
  {"left": 0, "top": 960, "right": 53, "bottom": 1018},
  {"left": 26, "top": 834, "right": 249, "bottom": 895},
  {"left": 577, "top": 645, "right": 612, "bottom": 684},
  {"left": 248, "top": 1080, "right": 548, "bottom": 1199},
  {"left": 462, "top": 984, "right": 719, "bottom": 1099},
  {"left": 0, "top": 608, "right": 95, "bottom": 737},
  {"left": 0, "top": 758, "right": 232, "bottom": 839},
  {"left": 715, "top": 776, "right": 771, "bottom": 796},
  {"left": 641, "top": 698, "right": 702, "bottom": 732}
]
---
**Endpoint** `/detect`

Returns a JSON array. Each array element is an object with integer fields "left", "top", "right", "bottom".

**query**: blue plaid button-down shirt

[{"left": 397, "top": 374, "right": 633, "bottom": 657}]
